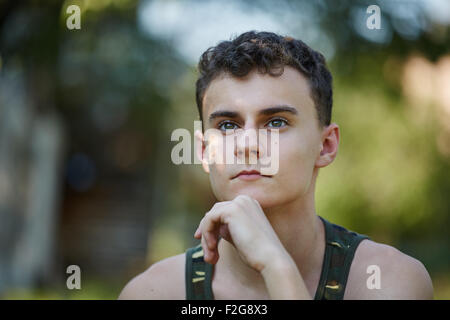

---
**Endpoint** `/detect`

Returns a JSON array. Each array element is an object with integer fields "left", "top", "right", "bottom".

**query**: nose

[{"left": 234, "top": 128, "right": 261, "bottom": 164}]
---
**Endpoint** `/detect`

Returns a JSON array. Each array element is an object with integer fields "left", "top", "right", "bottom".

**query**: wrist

[
  {"left": 260, "top": 253, "right": 312, "bottom": 300},
  {"left": 260, "top": 251, "right": 296, "bottom": 279}
]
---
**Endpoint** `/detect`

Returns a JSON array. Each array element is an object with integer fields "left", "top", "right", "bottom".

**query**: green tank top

[{"left": 185, "top": 215, "right": 370, "bottom": 300}]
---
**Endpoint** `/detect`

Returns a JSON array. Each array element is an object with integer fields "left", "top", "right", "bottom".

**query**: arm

[
  {"left": 348, "top": 242, "right": 434, "bottom": 300},
  {"left": 118, "top": 271, "right": 151, "bottom": 300},
  {"left": 260, "top": 254, "right": 312, "bottom": 300},
  {"left": 369, "top": 254, "right": 434, "bottom": 299},
  {"left": 118, "top": 254, "right": 185, "bottom": 300}
]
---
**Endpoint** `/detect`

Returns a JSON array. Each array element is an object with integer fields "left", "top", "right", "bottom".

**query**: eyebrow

[
  {"left": 208, "top": 105, "right": 298, "bottom": 123},
  {"left": 259, "top": 105, "right": 298, "bottom": 116}
]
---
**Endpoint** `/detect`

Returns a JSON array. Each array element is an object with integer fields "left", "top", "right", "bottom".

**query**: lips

[{"left": 232, "top": 170, "right": 271, "bottom": 180}]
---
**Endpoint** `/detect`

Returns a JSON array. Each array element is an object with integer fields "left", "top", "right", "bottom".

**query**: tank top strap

[
  {"left": 314, "top": 216, "right": 370, "bottom": 300},
  {"left": 185, "top": 243, "right": 214, "bottom": 300}
]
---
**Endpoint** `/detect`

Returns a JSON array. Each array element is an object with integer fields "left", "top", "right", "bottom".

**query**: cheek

[
  {"left": 208, "top": 165, "right": 230, "bottom": 201},
  {"left": 278, "top": 146, "right": 306, "bottom": 183},
  {"left": 276, "top": 134, "right": 317, "bottom": 189}
]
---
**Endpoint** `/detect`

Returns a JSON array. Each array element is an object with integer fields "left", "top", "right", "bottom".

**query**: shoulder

[
  {"left": 345, "top": 239, "right": 434, "bottom": 299},
  {"left": 118, "top": 253, "right": 186, "bottom": 300}
]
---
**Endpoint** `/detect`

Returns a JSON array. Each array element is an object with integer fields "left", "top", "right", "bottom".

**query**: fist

[{"left": 194, "top": 195, "right": 289, "bottom": 273}]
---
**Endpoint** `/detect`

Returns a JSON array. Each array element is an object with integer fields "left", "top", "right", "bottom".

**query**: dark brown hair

[{"left": 195, "top": 30, "right": 333, "bottom": 128}]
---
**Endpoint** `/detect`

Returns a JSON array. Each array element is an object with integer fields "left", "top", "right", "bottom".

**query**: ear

[
  {"left": 315, "top": 123, "right": 340, "bottom": 168},
  {"left": 194, "top": 129, "right": 210, "bottom": 173}
]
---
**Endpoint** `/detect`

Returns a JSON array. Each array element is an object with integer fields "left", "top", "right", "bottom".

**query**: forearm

[{"left": 260, "top": 256, "right": 312, "bottom": 300}]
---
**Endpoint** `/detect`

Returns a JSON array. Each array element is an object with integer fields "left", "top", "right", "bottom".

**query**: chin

[{"left": 229, "top": 188, "right": 281, "bottom": 209}]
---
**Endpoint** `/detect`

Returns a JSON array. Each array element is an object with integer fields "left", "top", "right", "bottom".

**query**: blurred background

[{"left": 0, "top": 0, "right": 449, "bottom": 299}]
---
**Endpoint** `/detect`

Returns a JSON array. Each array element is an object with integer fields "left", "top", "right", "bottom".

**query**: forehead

[{"left": 202, "top": 66, "right": 315, "bottom": 120}]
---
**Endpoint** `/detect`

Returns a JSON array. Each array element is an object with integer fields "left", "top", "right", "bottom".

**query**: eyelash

[
  {"left": 217, "top": 120, "right": 239, "bottom": 131},
  {"left": 217, "top": 117, "right": 289, "bottom": 131},
  {"left": 267, "top": 117, "right": 289, "bottom": 128}
]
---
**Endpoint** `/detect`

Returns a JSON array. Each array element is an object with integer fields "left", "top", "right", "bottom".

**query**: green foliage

[{"left": 0, "top": 0, "right": 448, "bottom": 299}]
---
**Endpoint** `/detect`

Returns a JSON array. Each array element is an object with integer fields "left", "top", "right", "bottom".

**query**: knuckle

[
  {"left": 211, "top": 202, "right": 221, "bottom": 210},
  {"left": 233, "top": 195, "right": 244, "bottom": 205},
  {"left": 229, "top": 202, "right": 241, "bottom": 215},
  {"left": 209, "top": 202, "right": 223, "bottom": 214},
  {"left": 204, "top": 208, "right": 215, "bottom": 220},
  {"left": 233, "top": 195, "right": 249, "bottom": 209},
  {"left": 235, "top": 194, "right": 248, "bottom": 201}
]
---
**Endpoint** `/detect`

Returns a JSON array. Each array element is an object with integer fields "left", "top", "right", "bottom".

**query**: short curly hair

[{"left": 195, "top": 30, "right": 333, "bottom": 128}]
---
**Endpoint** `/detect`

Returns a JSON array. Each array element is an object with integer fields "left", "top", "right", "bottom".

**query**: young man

[{"left": 118, "top": 31, "right": 433, "bottom": 300}]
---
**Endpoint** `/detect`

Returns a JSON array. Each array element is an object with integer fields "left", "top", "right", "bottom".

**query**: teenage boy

[{"left": 119, "top": 31, "right": 433, "bottom": 300}]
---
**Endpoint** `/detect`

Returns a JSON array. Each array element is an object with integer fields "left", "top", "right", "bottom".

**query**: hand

[{"left": 193, "top": 194, "right": 290, "bottom": 273}]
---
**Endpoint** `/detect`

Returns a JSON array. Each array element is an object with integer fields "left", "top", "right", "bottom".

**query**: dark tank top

[{"left": 185, "top": 215, "right": 370, "bottom": 300}]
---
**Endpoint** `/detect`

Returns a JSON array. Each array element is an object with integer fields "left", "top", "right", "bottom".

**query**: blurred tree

[
  {"left": 0, "top": 0, "right": 187, "bottom": 295},
  {"left": 0, "top": 0, "right": 449, "bottom": 298}
]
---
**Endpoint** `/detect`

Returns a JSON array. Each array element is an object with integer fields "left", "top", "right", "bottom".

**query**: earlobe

[{"left": 194, "top": 129, "right": 210, "bottom": 174}]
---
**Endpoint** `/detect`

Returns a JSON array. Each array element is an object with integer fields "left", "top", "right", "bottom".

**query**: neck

[{"left": 216, "top": 169, "right": 325, "bottom": 289}]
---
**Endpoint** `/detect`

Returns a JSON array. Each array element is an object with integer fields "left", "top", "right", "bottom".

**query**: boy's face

[{"left": 196, "top": 66, "right": 338, "bottom": 209}]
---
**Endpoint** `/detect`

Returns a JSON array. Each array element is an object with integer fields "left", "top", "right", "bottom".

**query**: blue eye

[
  {"left": 218, "top": 121, "right": 239, "bottom": 131},
  {"left": 267, "top": 118, "right": 287, "bottom": 128}
]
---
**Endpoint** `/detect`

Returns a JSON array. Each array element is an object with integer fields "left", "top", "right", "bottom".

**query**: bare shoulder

[
  {"left": 118, "top": 253, "right": 186, "bottom": 300},
  {"left": 345, "top": 239, "right": 434, "bottom": 299}
]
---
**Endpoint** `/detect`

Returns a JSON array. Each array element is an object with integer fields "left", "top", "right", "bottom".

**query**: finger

[
  {"left": 195, "top": 218, "right": 214, "bottom": 247},
  {"left": 202, "top": 236, "right": 220, "bottom": 264},
  {"left": 201, "top": 233, "right": 209, "bottom": 260},
  {"left": 196, "top": 201, "right": 229, "bottom": 238},
  {"left": 194, "top": 225, "right": 201, "bottom": 238},
  {"left": 201, "top": 223, "right": 220, "bottom": 262},
  {"left": 201, "top": 233, "right": 216, "bottom": 263},
  {"left": 202, "top": 210, "right": 226, "bottom": 250},
  {"left": 200, "top": 226, "right": 217, "bottom": 256},
  {"left": 200, "top": 202, "right": 231, "bottom": 263},
  {"left": 194, "top": 216, "right": 207, "bottom": 239}
]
